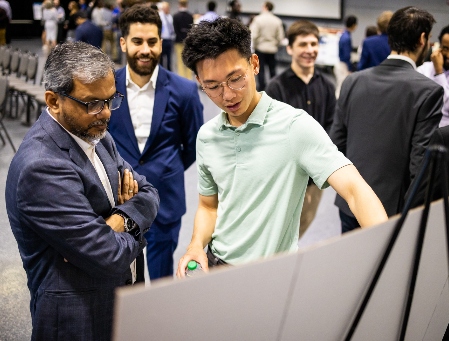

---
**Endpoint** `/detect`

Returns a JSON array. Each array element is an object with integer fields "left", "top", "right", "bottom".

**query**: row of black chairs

[{"left": 0, "top": 45, "right": 44, "bottom": 153}]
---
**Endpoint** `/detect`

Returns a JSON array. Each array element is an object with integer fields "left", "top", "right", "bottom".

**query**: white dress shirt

[{"left": 126, "top": 64, "right": 158, "bottom": 153}]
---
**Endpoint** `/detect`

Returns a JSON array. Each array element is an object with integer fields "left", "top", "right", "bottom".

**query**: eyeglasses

[
  {"left": 201, "top": 67, "right": 249, "bottom": 98},
  {"left": 57, "top": 92, "right": 124, "bottom": 115}
]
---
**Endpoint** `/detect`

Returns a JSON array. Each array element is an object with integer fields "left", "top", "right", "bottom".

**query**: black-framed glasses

[
  {"left": 201, "top": 66, "right": 250, "bottom": 98},
  {"left": 57, "top": 92, "right": 124, "bottom": 115}
]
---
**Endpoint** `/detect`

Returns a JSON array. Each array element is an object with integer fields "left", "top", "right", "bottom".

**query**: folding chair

[{"left": 0, "top": 75, "right": 16, "bottom": 152}]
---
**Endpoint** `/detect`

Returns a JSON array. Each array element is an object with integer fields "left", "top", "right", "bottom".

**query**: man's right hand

[
  {"left": 176, "top": 246, "right": 209, "bottom": 278},
  {"left": 431, "top": 48, "right": 444, "bottom": 75}
]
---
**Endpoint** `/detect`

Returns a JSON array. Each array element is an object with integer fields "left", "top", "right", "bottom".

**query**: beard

[
  {"left": 126, "top": 51, "right": 160, "bottom": 76},
  {"left": 63, "top": 112, "right": 109, "bottom": 143}
]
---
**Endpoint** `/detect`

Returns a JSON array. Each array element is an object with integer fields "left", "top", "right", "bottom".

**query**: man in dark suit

[
  {"left": 358, "top": 11, "right": 393, "bottom": 70},
  {"left": 5, "top": 42, "right": 159, "bottom": 340},
  {"left": 330, "top": 6, "right": 443, "bottom": 233},
  {"left": 108, "top": 5, "right": 203, "bottom": 280},
  {"left": 75, "top": 10, "right": 103, "bottom": 49}
]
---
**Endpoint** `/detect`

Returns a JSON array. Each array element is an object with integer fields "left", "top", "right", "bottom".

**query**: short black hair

[
  {"left": 182, "top": 17, "right": 252, "bottom": 75},
  {"left": 207, "top": 1, "right": 216, "bottom": 11},
  {"left": 345, "top": 15, "right": 357, "bottom": 28},
  {"left": 265, "top": 2, "right": 274, "bottom": 12},
  {"left": 439, "top": 25, "right": 449, "bottom": 43},
  {"left": 119, "top": 4, "right": 162, "bottom": 38},
  {"left": 388, "top": 6, "right": 435, "bottom": 54}
]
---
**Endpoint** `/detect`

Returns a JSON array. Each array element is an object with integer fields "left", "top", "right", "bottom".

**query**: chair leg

[{"left": 0, "top": 119, "right": 17, "bottom": 153}]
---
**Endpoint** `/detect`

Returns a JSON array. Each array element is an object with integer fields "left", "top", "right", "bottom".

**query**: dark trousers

[
  {"left": 255, "top": 50, "right": 276, "bottom": 91},
  {"left": 339, "top": 209, "right": 360, "bottom": 234},
  {"left": 161, "top": 39, "right": 173, "bottom": 71},
  {"left": 144, "top": 218, "right": 181, "bottom": 280}
]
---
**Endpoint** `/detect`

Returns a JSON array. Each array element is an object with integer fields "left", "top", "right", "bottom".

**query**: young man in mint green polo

[{"left": 176, "top": 18, "right": 388, "bottom": 277}]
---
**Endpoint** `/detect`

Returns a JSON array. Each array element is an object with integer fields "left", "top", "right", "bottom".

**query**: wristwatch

[{"left": 115, "top": 212, "right": 138, "bottom": 233}]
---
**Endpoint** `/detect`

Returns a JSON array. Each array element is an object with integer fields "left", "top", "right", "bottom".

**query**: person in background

[
  {"left": 92, "top": 0, "right": 116, "bottom": 60},
  {"left": 159, "top": 1, "right": 175, "bottom": 71},
  {"left": 5, "top": 41, "right": 159, "bottom": 340},
  {"left": 54, "top": 0, "right": 66, "bottom": 43},
  {"left": 358, "top": 11, "right": 393, "bottom": 71},
  {"left": 176, "top": 17, "right": 387, "bottom": 277},
  {"left": 228, "top": 0, "right": 242, "bottom": 22},
  {"left": 199, "top": 1, "right": 219, "bottom": 23},
  {"left": 75, "top": 10, "right": 103, "bottom": 49},
  {"left": 0, "top": 0, "right": 10, "bottom": 44},
  {"left": 266, "top": 20, "right": 336, "bottom": 238},
  {"left": 418, "top": 25, "right": 449, "bottom": 127},
  {"left": 173, "top": 0, "right": 194, "bottom": 79},
  {"left": 42, "top": 0, "right": 58, "bottom": 51},
  {"left": 108, "top": 5, "right": 203, "bottom": 280},
  {"left": 334, "top": 15, "right": 357, "bottom": 97},
  {"left": 330, "top": 6, "right": 443, "bottom": 233},
  {"left": 65, "top": 1, "right": 80, "bottom": 42},
  {"left": 250, "top": 1, "right": 284, "bottom": 91}
]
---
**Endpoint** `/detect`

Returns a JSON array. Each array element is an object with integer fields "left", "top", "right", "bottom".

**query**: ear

[
  {"left": 195, "top": 75, "right": 202, "bottom": 87},
  {"left": 419, "top": 32, "right": 426, "bottom": 47},
  {"left": 45, "top": 91, "right": 61, "bottom": 115},
  {"left": 120, "top": 36, "right": 127, "bottom": 53},
  {"left": 286, "top": 45, "right": 293, "bottom": 56},
  {"left": 251, "top": 53, "right": 260, "bottom": 74}
]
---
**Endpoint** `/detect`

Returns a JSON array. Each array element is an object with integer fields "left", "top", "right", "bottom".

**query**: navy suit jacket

[
  {"left": 75, "top": 20, "right": 103, "bottom": 49},
  {"left": 109, "top": 66, "right": 203, "bottom": 225},
  {"left": 358, "top": 33, "right": 390, "bottom": 70},
  {"left": 5, "top": 112, "right": 159, "bottom": 340},
  {"left": 331, "top": 59, "right": 443, "bottom": 218}
]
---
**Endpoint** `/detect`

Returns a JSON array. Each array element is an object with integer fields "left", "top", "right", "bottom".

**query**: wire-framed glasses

[
  {"left": 57, "top": 92, "right": 124, "bottom": 115},
  {"left": 201, "top": 67, "right": 249, "bottom": 98}
]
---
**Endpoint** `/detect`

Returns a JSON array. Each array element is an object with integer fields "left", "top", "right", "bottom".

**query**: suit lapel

[
  {"left": 142, "top": 67, "right": 169, "bottom": 154},
  {"left": 96, "top": 140, "right": 119, "bottom": 206},
  {"left": 115, "top": 68, "right": 141, "bottom": 155}
]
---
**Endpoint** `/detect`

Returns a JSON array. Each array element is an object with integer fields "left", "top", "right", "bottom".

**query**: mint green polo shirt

[{"left": 197, "top": 92, "right": 351, "bottom": 265}]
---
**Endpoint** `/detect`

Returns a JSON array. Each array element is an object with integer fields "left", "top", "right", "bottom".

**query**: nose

[
  {"left": 96, "top": 103, "right": 112, "bottom": 119},
  {"left": 221, "top": 83, "right": 236, "bottom": 101},
  {"left": 141, "top": 42, "right": 151, "bottom": 54}
]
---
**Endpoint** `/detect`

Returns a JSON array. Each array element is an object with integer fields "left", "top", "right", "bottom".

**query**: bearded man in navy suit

[
  {"left": 108, "top": 4, "right": 203, "bottom": 280},
  {"left": 5, "top": 42, "right": 159, "bottom": 340}
]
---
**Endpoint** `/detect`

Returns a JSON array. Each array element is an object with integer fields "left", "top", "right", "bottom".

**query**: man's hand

[
  {"left": 117, "top": 169, "right": 138, "bottom": 205},
  {"left": 176, "top": 245, "right": 209, "bottom": 278},
  {"left": 431, "top": 48, "right": 444, "bottom": 75}
]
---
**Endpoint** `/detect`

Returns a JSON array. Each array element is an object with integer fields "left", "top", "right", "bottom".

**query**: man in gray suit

[
  {"left": 5, "top": 42, "right": 159, "bottom": 340},
  {"left": 330, "top": 6, "right": 443, "bottom": 233}
]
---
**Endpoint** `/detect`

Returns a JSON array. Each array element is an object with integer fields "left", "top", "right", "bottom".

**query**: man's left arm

[
  {"left": 409, "top": 86, "right": 443, "bottom": 180},
  {"left": 180, "top": 82, "right": 204, "bottom": 170},
  {"left": 328, "top": 165, "right": 388, "bottom": 227}
]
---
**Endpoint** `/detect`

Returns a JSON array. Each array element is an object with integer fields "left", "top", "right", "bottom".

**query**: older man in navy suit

[
  {"left": 108, "top": 5, "right": 203, "bottom": 280},
  {"left": 5, "top": 42, "right": 159, "bottom": 340}
]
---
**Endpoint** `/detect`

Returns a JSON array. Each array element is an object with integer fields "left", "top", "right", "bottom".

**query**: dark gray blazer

[
  {"left": 5, "top": 112, "right": 159, "bottom": 340},
  {"left": 330, "top": 58, "right": 443, "bottom": 217}
]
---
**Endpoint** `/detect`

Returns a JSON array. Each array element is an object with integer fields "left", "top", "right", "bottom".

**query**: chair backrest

[
  {"left": 0, "top": 75, "right": 8, "bottom": 109},
  {"left": 17, "top": 51, "right": 29, "bottom": 77},
  {"left": 26, "top": 53, "right": 38, "bottom": 83},
  {"left": 2, "top": 46, "right": 11, "bottom": 72},
  {"left": 9, "top": 49, "right": 20, "bottom": 75}
]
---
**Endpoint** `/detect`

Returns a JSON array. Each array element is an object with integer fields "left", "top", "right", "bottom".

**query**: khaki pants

[
  {"left": 0, "top": 28, "right": 5, "bottom": 45},
  {"left": 102, "top": 29, "right": 117, "bottom": 61},
  {"left": 174, "top": 43, "right": 192, "bottom": 79},
  {"left": 299, "top": 184, "right": 323, "bottom": 239}
]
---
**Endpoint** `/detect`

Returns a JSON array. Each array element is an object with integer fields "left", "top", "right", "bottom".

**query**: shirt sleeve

[
  {"left": 197, "top": 130, "right": 218, "bottom": 196},
  {"left": 288, "top": 110, "right": 351, "bottom": 189}
]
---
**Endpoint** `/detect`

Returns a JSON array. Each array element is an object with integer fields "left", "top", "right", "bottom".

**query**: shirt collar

[
  {"left": 387, "top": 54, "right": 417, "bottom": 70},
  {"left": 218, "top": 91, "right": 269, "bottom": 131},
  {"left": 46, "top": 108, "right": 99, "bottom": 150},
  {"left": 125, "top": 64, "right": 159, "bottom": 90}
]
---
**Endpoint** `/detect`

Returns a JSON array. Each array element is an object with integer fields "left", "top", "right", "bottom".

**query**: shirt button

[
  {"left": 236, "top": 147, "right": 241, "bottom": 152},
  {"left": 139, "top": 160, "right": 144, "bottom": 165},
  {"left": 307, "top": 100, "right": 311, "bottom": 105},
  {"left": 236, "top": 132, "right": 240, "bottom": 136}
]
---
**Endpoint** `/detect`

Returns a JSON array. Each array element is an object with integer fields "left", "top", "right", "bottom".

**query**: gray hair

[{"left": 43, "top": 42, "right": 115, "bottom": 93}]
